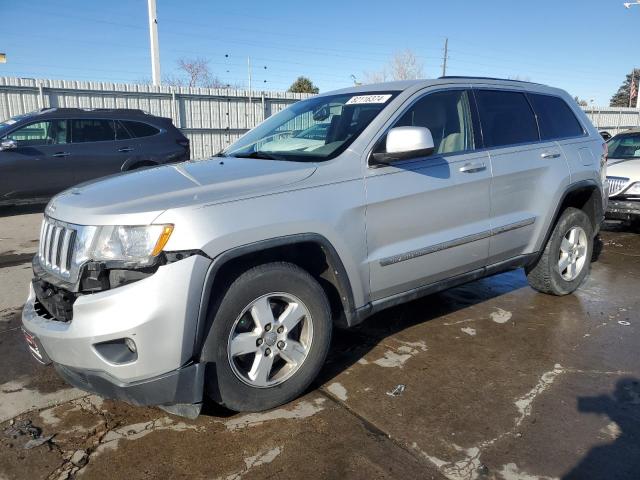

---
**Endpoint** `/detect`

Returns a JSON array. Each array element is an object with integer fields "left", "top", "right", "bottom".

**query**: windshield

[
  {"left": 607, "top": 133, "right": 640, "bottom": 159},
  {"left": 222, "top": 92, "right": 397, "bottom": 161},
  {"left": 0, "top": 113, "right": 33, "bottom": 137}
]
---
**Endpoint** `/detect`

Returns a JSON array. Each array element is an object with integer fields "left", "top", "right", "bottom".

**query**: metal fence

[
  {"left": 582, "top": 107, "right": 640, "bottom": 135},
  {"left": 0, "top": 77, "right": 313, "bottom": 159}
]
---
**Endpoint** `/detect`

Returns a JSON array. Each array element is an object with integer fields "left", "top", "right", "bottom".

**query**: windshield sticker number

[{"left": 345, "top": 94, "right": 392, "bottom": 105}]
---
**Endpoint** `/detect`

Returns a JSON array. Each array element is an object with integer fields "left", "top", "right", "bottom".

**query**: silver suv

[{"left": 22, "top": 78, "right": 607, "bottom": 417}]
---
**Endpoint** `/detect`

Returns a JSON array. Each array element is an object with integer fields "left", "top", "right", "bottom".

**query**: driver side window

[{"left": 395, "top": 90, "right": 474, "bottom": 155}]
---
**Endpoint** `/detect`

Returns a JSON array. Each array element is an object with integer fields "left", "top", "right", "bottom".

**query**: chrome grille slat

[
  {"left": 59, "top": 229, "right": 72, "bottom": 274},
  {"left": 38, "top": 217, "right": 81, "bottom": 280},
  {"left": 44, "top": 223, "right": 53, "bottom": 267},
  {"left": 51, "top": 227, "right": 61, "bottom": 268},
  {"left": 608, "top": 176, "right": 630, "bottom": 197}
]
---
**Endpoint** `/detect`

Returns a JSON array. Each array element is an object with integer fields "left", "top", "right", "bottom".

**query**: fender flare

[
  {"left": 530, "top": 179, "right": 603, "bottom": 266},
  {"left": 194, "top": 233, "right": 357, "bottom": 363}
]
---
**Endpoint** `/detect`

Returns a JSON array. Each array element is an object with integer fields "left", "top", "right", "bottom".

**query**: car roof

[
  {"left": 319, "top": 76, "right": 558, "bottom": 98},
  {"left": 19, "top": 108, "right": 156, "bottom": 120},
  {"left": 612, "top": 129, "right": 640, "bottom": 136}
]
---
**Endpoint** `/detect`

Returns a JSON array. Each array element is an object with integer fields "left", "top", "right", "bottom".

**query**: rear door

[
  {"left": 473, "top": 88, "right": 571, "bottom": 264},
  {"left": 69, "top": 118, "right": 132, "bottom": 184},
  {"left": 365, "top": 88, "right": 492, "bottom": 301},
  {"left": 0, "top": 119, "right": 74, "bottom": 201}
]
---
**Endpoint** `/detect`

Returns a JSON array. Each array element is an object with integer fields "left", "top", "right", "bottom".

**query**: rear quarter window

[
  {"left": 474, "top": 90, "right": 539, "bottom": 148},
  {"left": 122, "top": 120, "right": 160, "bottom": 138},
  {"left": 528, "top": 94, "right": 584, "bottom": 140}
]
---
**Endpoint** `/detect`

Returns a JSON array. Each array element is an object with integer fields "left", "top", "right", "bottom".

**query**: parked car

[
  {"left": 605, "top": 129, "right": 640, "bottom": 224},
  {"left": 0, "top": 108, "right": 190, "bottom": 206},
  {"left": 22, "top": 78, "right": 607, "bottom": 418},
  {"left": 600, "top": 131, "right": 612, "bottom": 141}
]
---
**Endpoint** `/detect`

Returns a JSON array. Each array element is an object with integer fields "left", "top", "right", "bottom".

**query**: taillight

[{"left": 177, "top": 138, "right": 190, "bottom": 160}]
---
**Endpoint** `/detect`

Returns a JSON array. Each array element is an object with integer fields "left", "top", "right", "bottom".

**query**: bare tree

[
  {"left": 363, "top": 49, "right": 424, "bottom": 84},
  {"left": 176, "top": 57, "right": 223, "bottom": 88}
]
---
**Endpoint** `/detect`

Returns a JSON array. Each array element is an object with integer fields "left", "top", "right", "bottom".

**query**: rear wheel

[
  {"left": 207, "top": 262, "right": 332, "bottom": 412},
  {"left": 526, "top": 207, "right": 593, "bottom": 295}
]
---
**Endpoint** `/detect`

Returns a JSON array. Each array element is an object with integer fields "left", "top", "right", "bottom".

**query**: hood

[
  {"left": 607, "top": 157, "right": 640, "bottom": 180},
  {"left": 47, "top": 157, "right": 317, "bottom": 225}
]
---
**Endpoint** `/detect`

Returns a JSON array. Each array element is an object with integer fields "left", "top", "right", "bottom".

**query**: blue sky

[{"left": 0, "top": 0, "right": 637, "bottom": 105}]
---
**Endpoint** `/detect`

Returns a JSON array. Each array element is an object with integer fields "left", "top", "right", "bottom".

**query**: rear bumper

[
  {"left": 605, "top": 198, "right": 640, "bottom": 221},
  {"left": 54, "top": 362, "right": 205, "bottom": 406}
]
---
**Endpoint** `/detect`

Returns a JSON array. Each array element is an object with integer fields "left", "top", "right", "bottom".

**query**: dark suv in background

[{"left": 0, "top": 108, "right": 189, "bottom": 205}]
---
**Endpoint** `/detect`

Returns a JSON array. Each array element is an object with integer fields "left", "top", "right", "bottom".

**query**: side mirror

[
  {"left": 0, "top": 139, "right": 17, "bottom": 151},
  {"left": 371, "top": 126, "right": 435, "bottom": 164}
]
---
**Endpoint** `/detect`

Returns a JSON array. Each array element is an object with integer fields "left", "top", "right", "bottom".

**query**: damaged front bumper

[
  {"left": 605, "top": 198, "right": 640, "bottom": 221},
  {"left": 21, "top": 253, "right": 213, "bottom": 414}
]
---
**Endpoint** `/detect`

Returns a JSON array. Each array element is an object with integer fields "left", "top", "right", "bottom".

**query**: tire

[
  {"left": 206, "top": 262, "right": 332, "bottom": 412},
  {"left": 526, "top": 207, "right": 594, "bottom": 296}
]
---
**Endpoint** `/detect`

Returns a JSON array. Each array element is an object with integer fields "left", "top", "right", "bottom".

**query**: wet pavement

[{"left": 0, "top": 208, "right": 639, "bottom": 480}]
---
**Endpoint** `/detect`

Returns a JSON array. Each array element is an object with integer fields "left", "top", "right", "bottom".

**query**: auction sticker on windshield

[{"left": 345, "top": 94, "right": 392, "bottom": 105}]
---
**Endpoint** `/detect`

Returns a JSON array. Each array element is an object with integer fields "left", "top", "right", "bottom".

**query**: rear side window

[
  {"left": 71, "top": 119, "right": 116, "bottom": 143},
  {"left": 475, "top": 90, "right": 539, "bottom": 147},
  {"left": 114, "top": 120, "right": 131, "bottom": 140},
  {"left": 528, "top": 94, "right": 584, "bottom": 140},
  {"left": 121, "top": 120, "right": 160, "bottom": 138}
]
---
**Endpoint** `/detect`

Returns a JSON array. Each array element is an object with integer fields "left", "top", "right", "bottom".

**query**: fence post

[
  {"left": 172, "top": 89, "right": 182, "bottom": 128},
  {"left": 37, "top": 81, "right": 46, "bottom": 110}
]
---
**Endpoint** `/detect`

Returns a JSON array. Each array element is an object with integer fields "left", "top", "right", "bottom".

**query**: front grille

[
  {"left": 607, "top": 176, "right": 630, "bottom": 197},
  {"left": 38, "top": 217, "right": 77, "bottom": 278}
]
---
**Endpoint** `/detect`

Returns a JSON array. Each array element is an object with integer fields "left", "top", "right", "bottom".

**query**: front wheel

[
  {"left": 207, "top": 262, "right": 332, "bottom": 412},
  {"left": 526, "top": 207, "right": 594, "bottom": 295}
]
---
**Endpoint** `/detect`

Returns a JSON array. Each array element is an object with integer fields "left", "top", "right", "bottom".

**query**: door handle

[
  {"left": 118, "top": 147, "right": 134, "bottom": 153},
  {"left": 52, "top": 152, "right": 71, "bottom": 158},
  {"left": 541, "top": 152, "right": 561, "bottom": 159},
  {"left": 459, "top": 162, "right": 486, "bottom": 173}
]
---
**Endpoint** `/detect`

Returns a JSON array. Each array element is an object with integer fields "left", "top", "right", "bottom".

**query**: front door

[
  {"left": 365, "top": 88, "right": 492, "bottom": 301},
  {"left": 0, "top": 119, "right": 74, "bottom": 202}
]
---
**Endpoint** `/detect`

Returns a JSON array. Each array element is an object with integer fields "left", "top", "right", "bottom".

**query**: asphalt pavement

[{"left": 1, "top": 207, "right": 638, "bottom": 480}]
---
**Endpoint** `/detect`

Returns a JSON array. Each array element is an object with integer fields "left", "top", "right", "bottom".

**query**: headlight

[
  {"left": 624, "top": 182, "right": 640, "bottom": 196},
  {"left": 76, "top": 224, "right": 173, "bottom": 267}
]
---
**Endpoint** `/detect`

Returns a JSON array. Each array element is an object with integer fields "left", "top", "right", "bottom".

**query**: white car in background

[{"left": 606, "top": 129, "right": 640, "bottom": 225}]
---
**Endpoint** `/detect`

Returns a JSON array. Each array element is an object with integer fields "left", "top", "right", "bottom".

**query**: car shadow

[
  {"left": 314, "top": 268, "right": 529, "bottom": 388},
  {"left": 0, "top": 203, "right": 46, "bottom": 218},
  {"left": 563, "top": 377, "right": 640, "bottom": 479}
]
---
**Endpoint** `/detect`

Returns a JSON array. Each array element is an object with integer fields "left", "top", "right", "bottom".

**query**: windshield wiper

[{"left": 231, "top": 150, "right": 284, "bottom": 160}]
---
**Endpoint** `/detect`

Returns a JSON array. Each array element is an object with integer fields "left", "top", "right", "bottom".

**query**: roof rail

[
  {"left": 38, "top": 107, "right": 149, "bottom": 115},
  {"left": 438, "top": 76, "right": 539, "bottom": 85}
]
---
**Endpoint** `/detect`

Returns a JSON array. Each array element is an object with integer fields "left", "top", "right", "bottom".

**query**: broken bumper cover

[
  {"left": 605, "top": 199, "right": 640, "bottom": 221},
  {"left": 54, "top": 362, "right": 205, "bottom": 406},
  {"left": 22, "top": 254, "right": 212, "bottom": 407}
]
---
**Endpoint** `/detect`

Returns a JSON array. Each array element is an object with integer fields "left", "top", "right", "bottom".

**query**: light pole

[
  {"left": 147, "top": 0, "right": 161, "bottom": 86},
  {"left": 624, "top": 1, "right": 640, "bottom": 107}
]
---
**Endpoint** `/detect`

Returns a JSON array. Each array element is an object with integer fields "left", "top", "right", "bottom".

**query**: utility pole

[
  {"left": 630, "top": 70, "right": 636, "bottom": 108},
  {"left": 441, "top": 38, "right": 449, "bottom": 77},
  {"left": 147, "top": 0, "right": 161, "bottom": 86}
]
